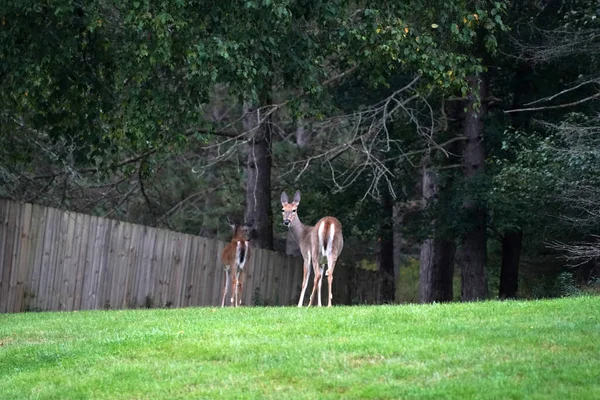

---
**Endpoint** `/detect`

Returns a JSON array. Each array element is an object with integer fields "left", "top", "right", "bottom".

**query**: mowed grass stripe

[{"left": 1, "top": 297, "right": 599, "bottom": 399}]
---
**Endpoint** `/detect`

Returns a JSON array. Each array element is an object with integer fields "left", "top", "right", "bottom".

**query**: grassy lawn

[{"left": 1, "top": 296, "right": 599, "bottom": 399}]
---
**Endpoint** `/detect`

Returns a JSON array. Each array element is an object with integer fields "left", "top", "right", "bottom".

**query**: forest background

[{"left": 1, "top": 0, "right": 599, "bottom": 303}]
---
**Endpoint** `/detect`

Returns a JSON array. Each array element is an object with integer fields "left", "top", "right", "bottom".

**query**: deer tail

[
  {"left": 236, "top": 241, "right": 247, "bottom": 266},
  {"left": 327, "top": 223, "right": 335, "bottom": 256}
]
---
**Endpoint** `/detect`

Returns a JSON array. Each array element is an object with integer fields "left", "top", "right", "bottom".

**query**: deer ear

[
  {"left": 226, "top": 216, "right": 236, "bottom": 230},
  {"left": 293, "top": 190, "right": 301, "bottom": 204},
  {"left": 280, "top": 191, "right": 289, "bottom": 205}
]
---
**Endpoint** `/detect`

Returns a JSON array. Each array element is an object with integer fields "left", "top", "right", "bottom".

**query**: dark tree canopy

[{"left": 2, "top": 0, "right": 599, "bottom": 302}]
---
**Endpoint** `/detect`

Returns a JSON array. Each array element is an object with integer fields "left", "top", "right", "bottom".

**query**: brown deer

[
  {"left": 221, "top": 218, "right": 252, "bottom": 307},
  {"left": 280, "top": 190, "right": 344, "bottom": 307}
]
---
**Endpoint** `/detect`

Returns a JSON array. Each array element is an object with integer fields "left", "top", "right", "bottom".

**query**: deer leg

[
  {"left": 308, "top": 271, "right": 320, "bottom": 306},
  {"left": 326, "top": 255, "right": 337, "bottom": 307},
  {"left": 235, "top": 269, "right": 242, "bottom": 306},
  {"left": 298, "top": 256, "right": 311, "bottom": 307},
  {"left": 308, "top": 253, "right": 321, "bottom": 306},
  {"left": 317, "top": 264, "right": 324, "bottom": 306},
  {"left": 231, "top": 266, "right": 237, "bottom": 307},
  {"left": 221, "top": 269, "right": 230, "bottom": 307}
]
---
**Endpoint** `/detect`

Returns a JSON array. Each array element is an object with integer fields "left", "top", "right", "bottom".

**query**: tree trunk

[
  {"left": 419, "top": 166, "right": 455, "bottom": 303},
  {"left": 499, "top": 230, "right": 522, "bottom": 299},
  {"left": 243, "top": 99, "right": 274, "bottom": 250},
  {"left": 378, "top": 189, "right": 395, "bottom": 303},
  {"left": 497, "top": 63, "right": 529, "bottom": 299},
  {"left": 392, "top": 203, "right": 404, "bottom": 284},
  {"left": 420, "top": 239, "right": 456, "bottom": 303},
  {"left": 460, "top": 75, "right": 488, "bottom": 301}
]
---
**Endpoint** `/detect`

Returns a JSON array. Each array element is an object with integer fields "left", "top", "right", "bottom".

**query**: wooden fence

[{"left": 0, "top": 199, "right": 359, "bottom": 313}]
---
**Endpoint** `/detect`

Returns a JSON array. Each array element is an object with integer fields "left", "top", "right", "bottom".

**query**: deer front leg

[
  {"left": 298, "top": 255, "right": 311, "bottom": 307},
  {"left": 221, "top": 269, "right": 230, "bottom": 307}
]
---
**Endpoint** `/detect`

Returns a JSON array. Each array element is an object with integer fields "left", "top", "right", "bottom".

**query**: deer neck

[
  {"left": 232, "top": 226, "right": 246, "bottom": 242},
  {"left": 289, "top": 214, "right": 311, "bottom": 245}
]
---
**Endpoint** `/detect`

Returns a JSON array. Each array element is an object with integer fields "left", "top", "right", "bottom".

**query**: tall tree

[
  {"left": 419, "top": 164, "right": 456, "bottom": 303},
  {"left": 460, "top": 75, "right": 489, "bottom": 301},
  {"left": 498, "top": 62, "right": 531, "bottom": 299},
  {"left": 499, "top": 230, "right": 522, "bottom": 298},
  {"left": 378, "top": 188, "right": 395, "bottom": 302},
  {"left": 244, "top": 100, "right": 274, "bottom": 249}
]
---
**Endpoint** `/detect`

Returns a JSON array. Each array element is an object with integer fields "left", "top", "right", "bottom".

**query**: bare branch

[
  {"left": 32, "top": 148, "right": 158, "bottom": 180},
  {"left": 523, "top": 78, "right": 600, "bottom": 106},
  {"left": 505, "top": 91, "right": 600, "bottom": 114},
  {"left": 510, "top": 26, "right": 600, "bottom": 64},
  {"left": 277, "top": 75, "right": 456, "bottom": 199},
  {"left": 103, "top": 180, "right": 140, "bottom": 218},
  {"left": 320, "top": 65, "right": 359, "bottom": 87},
  {"left": 548, "top": 238, "right": 600, "bottom": 265}
]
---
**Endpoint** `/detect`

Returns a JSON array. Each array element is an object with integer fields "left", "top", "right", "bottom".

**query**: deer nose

[{"left": 283, "top": 219, "right": 290, "bottom": 226}]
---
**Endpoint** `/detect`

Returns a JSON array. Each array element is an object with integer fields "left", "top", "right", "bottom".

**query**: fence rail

[{"left": 0, "top": 199, "right": 349, "bottom": 313}]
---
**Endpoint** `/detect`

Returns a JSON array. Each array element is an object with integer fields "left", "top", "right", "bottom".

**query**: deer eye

[{"left": 292, "top": 209, "right": 296, "bottom": 213}]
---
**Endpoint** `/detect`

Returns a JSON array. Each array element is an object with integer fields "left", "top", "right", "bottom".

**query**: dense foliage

[{"left": 1, "top": 0, "right": 599, "bottom": 300}]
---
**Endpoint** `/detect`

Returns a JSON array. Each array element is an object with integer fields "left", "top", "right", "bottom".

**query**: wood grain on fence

[{"left": 0, "top": 199, "right": 332, "bottom": 313}]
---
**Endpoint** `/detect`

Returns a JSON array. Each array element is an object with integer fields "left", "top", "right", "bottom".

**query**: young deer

[
  {"left": 280, "top": 191, "right": 344, "bottom": 307},
  {"left": 221, "top": 219, "right": 252, "bottom": 307}
]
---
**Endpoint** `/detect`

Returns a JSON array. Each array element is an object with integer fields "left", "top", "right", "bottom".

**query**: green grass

[{"left": 1, "top": 297, "right": 599, "bottom": 399}]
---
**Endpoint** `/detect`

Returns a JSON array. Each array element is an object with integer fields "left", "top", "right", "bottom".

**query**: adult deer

[
  {"left": 221, "top": 218, "right": 252, "bottom": 307},
  {"left": 280, "top": 190, "right": 344, "bottom": 307}
]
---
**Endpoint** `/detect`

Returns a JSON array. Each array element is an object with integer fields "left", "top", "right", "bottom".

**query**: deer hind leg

[
  {"left": 317, "top": 263, "right": 325, "bottom": 306},
  {"left": 235, "top": 269, "right": 242, "bottom": 306},
  {"left": 326, "top": 254, "right": 337, "bottom": 307},
  {"left": 298, "top": 254, "right": 311, "bottom": 307},
  {"left": 221, "top": 268, "right": 230, "bottom": 307},
  {"left": 308, "top": 252, "right": 322, "bottom": 306},
  {"left": 230, "top": 266, "right": 238, "bottom": 307}
]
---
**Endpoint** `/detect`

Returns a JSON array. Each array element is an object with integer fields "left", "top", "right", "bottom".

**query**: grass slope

[{"left": 1, "top": 297, "right": 599, "bottom": 399}]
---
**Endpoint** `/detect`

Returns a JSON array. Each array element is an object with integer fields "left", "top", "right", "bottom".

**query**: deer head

[
  {"left": 280, "top": 190, "right": 301, "bottom": 227},
  {"left": 226, "top": 217, "right": 254, "bottom": 240}
]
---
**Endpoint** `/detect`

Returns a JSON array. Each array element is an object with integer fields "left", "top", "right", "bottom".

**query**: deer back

[
  {"left": 222, "top": 225, "right": 250, "bottom": 267},
  {"left": 310, "top": 216, "right": 344, "bottom": 258}
]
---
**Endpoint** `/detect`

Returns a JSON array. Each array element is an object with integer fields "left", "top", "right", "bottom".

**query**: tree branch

[
  {"left": 33, "top": 148, "right": 158, "bottom": 180},
  {"left": 138, "top": 158, "right": 158, "bottom": 225},
  {"left": 523, "top": 79, "right": 600, "bottom": 107},
  {"left": 504, "top": 91, "right": 600, "bottom": 114},
  {"left": 103, "top": 180, "right": 140, "bottom": 218}
]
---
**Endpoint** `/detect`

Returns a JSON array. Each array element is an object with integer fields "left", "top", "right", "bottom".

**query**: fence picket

[
  {"left": 78, "top": 215, "right": 97, "bottom": 310},
  {"left": 138, "top": 226, "right": 156, "bottom": 308},
  {"left": 124, "top": 223, "right": 140, "bottom": 308},
  {"left": 5, "top": 201, "right": 22, "bottom": 312},
  {"left": 25, "top": 205, "right": 45, "bottom": 312},
  {"left": 38, "top": 207, "right": 57, "bottom": 311},
  {"left": 14, "top": 203, "right": 33, "bottom": 312},
  {"left": 0, "top": 200, "right": 8, "bottom": 302}
]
